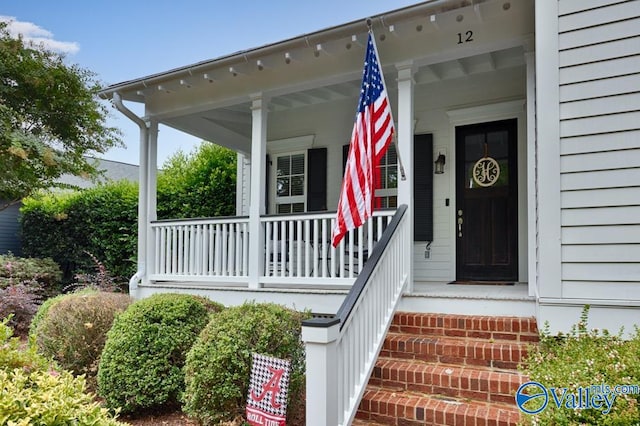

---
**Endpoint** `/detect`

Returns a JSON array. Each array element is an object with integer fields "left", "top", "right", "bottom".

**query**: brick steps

[
  {"left": 390, "top": 313, "right": 539, "bottom": 343},
  {"left": 381, "top": 333, "right": 531, "bottom": 370},
  {"left": 355, "top": 312, "right": 539, "bottom": 426},
  {"left": 357, "top": 387, "right": 521, "bottom": 426},
  {"left": 370, "top": 358, "right": 525, "bottom": 404}
]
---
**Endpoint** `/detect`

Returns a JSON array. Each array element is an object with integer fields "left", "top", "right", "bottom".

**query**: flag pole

[{"left": 367, "top": 18, "right": 407, "bottom": 182}]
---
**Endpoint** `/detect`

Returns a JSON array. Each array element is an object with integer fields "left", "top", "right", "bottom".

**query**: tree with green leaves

[
  {"left": 157, "top": 142, "right": 237, "bottom": 219},
  {"left": 0, "top": 22, "right": 121, "bottom": 211}
]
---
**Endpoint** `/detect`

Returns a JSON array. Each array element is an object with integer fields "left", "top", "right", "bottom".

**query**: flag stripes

[{"left": 332, "top": 32, "right": 395, "bottom": 247}]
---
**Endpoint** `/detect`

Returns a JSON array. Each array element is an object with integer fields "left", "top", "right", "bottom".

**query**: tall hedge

[
  {"left": 157, "top": 142, "right": 236, "bottom": 219},
  {"left": 20, "top": 180, "right": 138, "bottom": 282},
  {"left": 20, "top": 142, "right": 237, "bottom": 283}
]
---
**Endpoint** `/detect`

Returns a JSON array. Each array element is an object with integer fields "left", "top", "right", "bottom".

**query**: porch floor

[{"left": 411, "top": 280, "right": 531, "bottom": 299}]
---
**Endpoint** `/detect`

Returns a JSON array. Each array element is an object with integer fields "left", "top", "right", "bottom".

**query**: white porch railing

[
  {"left": 261, "top": 210, "right": 394, "bottom": 285},
  {"left": 149, "top": 210, "right": 395, "bottom": 286},
  {"left": 150, "top": 216, "right": 250, "bottom": 282},
  {"left": 301, "top": 205, "right": 409, "bottom": 426}
]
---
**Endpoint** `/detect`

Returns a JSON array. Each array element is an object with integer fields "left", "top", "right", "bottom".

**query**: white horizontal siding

[
  {"left": 560, "top": 92, "right": 640, "bottom": 120},
  {"left": 559, "top": 1, "right": 640, "bottom": 32},
  {"left": 561, "top": 168, "right": 640, "bottom": 190},
  {"left": 562, "top": 206, "right": 640, "bottom": 226},
  {"left": 559, "top": 0, "right": 630, "bottom": 16},
  {"left": 562, "top": 187, "right": 640, "bottom": 208},
  {"left": 561, "top": 129, "right": 640, "bottom": 155},
  {"left": 560, "top": 55, "right": 640, "bottom": 85},
  {"left": 559, "top": 16, "right": 640, "bottom": 50},
  {"left": 559, "top": 37, "right": 640, "bottom": 68},
  {"left": 562, "top": 244, "right": 640, "bottom": 262},
  {"left": 560, "top": 111, "right": 640, "bottom": 137},
  {"left": 563, "top": 263, "right": 640, "bottom": 281},
  {"left": 562, "top": 225, "right": 640, "bottom": 244},
  {"left": 561, "top": 148, "right": 640, "bottom": 172},
  {"left": 562, "top": 281, "right": 640, "bottom": 300},
  {"left": 560, "top": 74, "right": 640, "bottom": 102}
]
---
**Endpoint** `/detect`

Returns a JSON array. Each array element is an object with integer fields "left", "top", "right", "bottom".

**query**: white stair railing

[{"left": 301, "top": 205, "right": 409, "bottom": 426}]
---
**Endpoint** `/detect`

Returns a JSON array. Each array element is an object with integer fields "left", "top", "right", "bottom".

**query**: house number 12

[{"left": 457, "top": 31, "right": 474, "bottom": 44}]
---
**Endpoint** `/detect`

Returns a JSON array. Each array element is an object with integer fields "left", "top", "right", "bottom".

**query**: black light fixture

[{"left": 434, "top": 153, "right": 446, "bottom": 174}]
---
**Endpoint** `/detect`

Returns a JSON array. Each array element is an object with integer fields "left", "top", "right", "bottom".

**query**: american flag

[{"left": 331, "top": 32, "right": 395, "bottom": 247}]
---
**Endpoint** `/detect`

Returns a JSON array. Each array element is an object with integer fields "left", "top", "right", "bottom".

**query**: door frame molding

[{"left": 446, "top": 99, "right": 528, "bottom": 283}]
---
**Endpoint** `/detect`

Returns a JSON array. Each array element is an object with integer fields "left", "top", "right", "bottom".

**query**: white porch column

[
  {"left": 136, "top": 121, "right": 150, "bottom": 291},
  {"left": 525, "top": 49, "right": 537, "bottom": 297},
  {"left": 396, "top": 61, "right": 415, "bottom": 294},
  {"left": 145, "top": 120, "right": 159, "bottom": 283},
  {"left": 535, "top": 2, "right": 562, "bottom": 299},
  {"left": 248, "top": 94, "right": 268, "bottom": 288},
  {"left": 236, "top": 152, "right": 247, "bottom": 216},
  {"left": 301, "top": 321, "right": 340, "bottom": 426}
]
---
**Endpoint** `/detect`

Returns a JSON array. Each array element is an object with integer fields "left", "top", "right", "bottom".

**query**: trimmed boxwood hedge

[
  {"left": 182, "top": 302, "right": 309, "bottom": 425},
  {"left": 97, "top": 293, "right": 223, "bottom": 413}
]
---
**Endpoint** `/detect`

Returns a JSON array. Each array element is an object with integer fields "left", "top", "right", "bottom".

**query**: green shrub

[
  {"left": 21, "top": 180, "right": 138, "bottom": 283},
  {"left": 182, "top": 302, "right": 309, "bottom": 425},
  {"left": 0, "top": 316, "right": 50, "bottom": 373},
  {"left": 520, "top": 306, "right": 640, "bottom": 425},
  {"left": 0, "top": 253, "right": 62, "bottom": 293},
  {"left": 33, "top": 291, "right": 132, "bottom": 391},
  {"left": 1, "top": 319, "right": 124, "bottom": 425},
  {"left": 157, "top": 142, "right": 236, "bottom": 219},
  {"left": 0, "top": 369, "right": 126, "bottom": 425},
  {"left": 98, "top": 293, "right": 223, "bottom": 413},
  {"left": 29, "top": 291, "right": 70, "bottom": 340}
]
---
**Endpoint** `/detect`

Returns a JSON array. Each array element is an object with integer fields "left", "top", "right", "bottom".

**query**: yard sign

[{"left": 246, "top": 353, "right": 291, "bottom": 426}]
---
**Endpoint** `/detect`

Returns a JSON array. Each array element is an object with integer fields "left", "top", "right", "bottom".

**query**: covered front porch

[{"left": 101, "top": 0, "right": 538, "bottom": 318}]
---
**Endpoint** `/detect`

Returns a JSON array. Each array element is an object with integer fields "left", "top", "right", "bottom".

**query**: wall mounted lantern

[{"left": 434, "top": 153, "right": 446, "bottom": 174}]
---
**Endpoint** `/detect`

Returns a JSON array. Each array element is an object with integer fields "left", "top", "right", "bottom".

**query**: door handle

[{"left": 457, "top": 210, "right": 463, "bottom": 238}]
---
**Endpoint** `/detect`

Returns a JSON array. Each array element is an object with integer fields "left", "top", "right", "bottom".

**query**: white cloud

[{"left": 0, "top": 15, "right": 79, "bottom": 55}]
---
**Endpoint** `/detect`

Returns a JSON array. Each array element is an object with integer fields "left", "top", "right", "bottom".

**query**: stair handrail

[{"left": 302, "top": 204, "right": 409, "bottom": 426}]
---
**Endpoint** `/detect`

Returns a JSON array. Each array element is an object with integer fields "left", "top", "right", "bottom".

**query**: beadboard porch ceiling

[{"left": 162, "top": 45, "right": 526, "bottom": 151}]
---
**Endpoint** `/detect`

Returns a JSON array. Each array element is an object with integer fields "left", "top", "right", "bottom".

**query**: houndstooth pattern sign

[{"left": 246, "top": 353, "right": 291, "bottom": 426}]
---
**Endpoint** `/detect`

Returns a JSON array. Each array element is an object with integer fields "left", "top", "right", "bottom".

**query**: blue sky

[{"left": 2, "top": 0, "right": 417, "bottom": 166}]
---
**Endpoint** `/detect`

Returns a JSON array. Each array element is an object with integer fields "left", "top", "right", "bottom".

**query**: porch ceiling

[{"left": 161, "top": 45, "right": 526, "bottom": 153}]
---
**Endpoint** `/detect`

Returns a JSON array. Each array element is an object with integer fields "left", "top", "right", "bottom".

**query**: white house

[{"left": 100, "top": 1, "right": 639, "bottom": 423}]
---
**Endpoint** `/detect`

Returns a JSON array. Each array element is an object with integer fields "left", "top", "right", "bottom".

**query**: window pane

[
  {"left": 277, "top": 156, "right": 290, "bottom": 176},
  {"left": 386, "top": 145, "right": 397, "bottom": 165},
  {"left": 291, "top": 176, "right": 304, "bottom": 196},
  {"left": 292, "top": 203, "right": 305, "bottom": 213},
  {"left": 277, "top": 177, "right": 290, "bottom": 197},
  {"left": 291, "top": 154, "right": 305, "bottom": 175},
  {"left": 387, "top": 168, "right": 398, "bottom": 189},
  {"left": 277, "top": 204, "right": 291, "bottom": 214}
]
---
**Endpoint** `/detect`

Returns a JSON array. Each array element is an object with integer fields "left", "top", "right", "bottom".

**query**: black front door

[{"left": 455, "top": 119, "right": 518, "bottom": 282}]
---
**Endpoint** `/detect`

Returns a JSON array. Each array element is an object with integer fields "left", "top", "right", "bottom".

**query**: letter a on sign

[{"left": 246, "top": 353, "right": 291, "bottom": 426}]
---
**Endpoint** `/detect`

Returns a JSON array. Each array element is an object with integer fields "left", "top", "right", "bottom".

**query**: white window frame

[{"left": 272, "top": 150, "right": 307, "bottom": 214}]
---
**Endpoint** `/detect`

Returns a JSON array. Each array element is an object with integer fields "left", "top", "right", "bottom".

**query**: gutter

[
  {"left": 112, "top": 92, "right": 149, "bottom": 295},
  {"left": 98, "top": 0, "right": 464, "bottom": 99}
]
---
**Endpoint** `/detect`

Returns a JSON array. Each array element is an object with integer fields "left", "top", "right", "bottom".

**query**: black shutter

[
  {"left": 265, "top": 155, "right": 270, "bottom": 214},
  {"left": 307, "top": 148, "right": 327, "bottom": 211},
  {"left": 342, "top": 144, "right": 349, "bottom": 173},
  {"left": 414, "top": 134, "right": 433, "bottom": 241}
]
